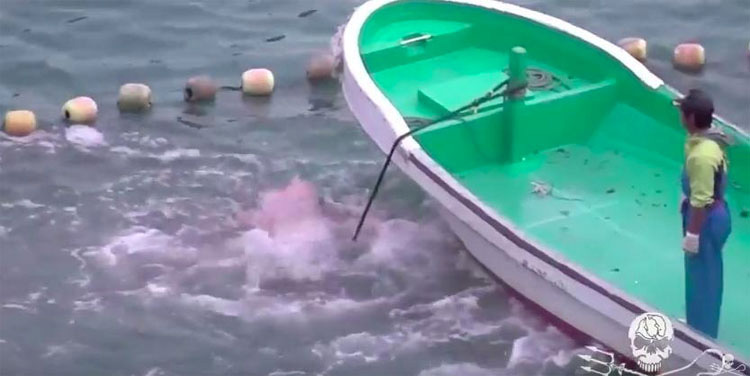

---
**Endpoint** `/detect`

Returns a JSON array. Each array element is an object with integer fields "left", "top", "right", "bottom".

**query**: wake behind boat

[{"left": 341, "top": 0, "right": 750, "bottom": 373}]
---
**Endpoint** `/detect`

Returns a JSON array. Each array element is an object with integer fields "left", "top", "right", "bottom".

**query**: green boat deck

[{"left": 359, "top": 0, "right": 750, "bottom": 357}]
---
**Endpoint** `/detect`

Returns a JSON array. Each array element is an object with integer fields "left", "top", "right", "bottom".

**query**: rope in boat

[
  {"left": 502, "top": 67, "right": 560, "bottom": 90},
  {"left": 352, "top": 78, "right": 528, "bottom": 241},
  {"left": 501, "top": 67, "right": 579, "bottom": 93}
]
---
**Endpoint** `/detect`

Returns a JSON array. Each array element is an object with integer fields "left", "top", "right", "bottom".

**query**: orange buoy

[
  {"left": 617, "top": 37, "right": 647, "bottom": 62},
  {"left": 3, "top": 110, "right": 37, "bottom": 137},
  {"left": 62, "top": 96, "right": 97, "bottom": 124},
  {"left": 241, "top": 69, "right": 275, "bottom": 96},
  {"left": 673, "top": 43, "right": 705, "bottom": 72},
  {"left": 184, "top": 76, "right": 218, "bottom": 102}
]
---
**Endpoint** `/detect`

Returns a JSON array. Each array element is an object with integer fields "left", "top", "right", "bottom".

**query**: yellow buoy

[
  {"left": 117, "top": 83, "right": 152, "bottom": 112},
  {"left": 184, "top": 76, "right": 218, "bottom": 102},
  {"left": 673, "top": 43, "right": 705, "bottom": 72},
  {"left": 3, "top": 110, "right": 37, "bottom": 137},
  {"left": 241, "top": 68, "right": 275, "bottom": 96},
  {"left": 62, "top": 96, "right": 98, "bottom": 124},
  {"left": 617, "top": 37, "right": 647, "bottom": 62},
  {"left": 306, "top": 52, "right": 337, "bottom": 81}
]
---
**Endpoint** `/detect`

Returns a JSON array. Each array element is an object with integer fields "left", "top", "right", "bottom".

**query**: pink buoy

[{"left": 673, "top": 43, "right": 705, "bottom": 72}]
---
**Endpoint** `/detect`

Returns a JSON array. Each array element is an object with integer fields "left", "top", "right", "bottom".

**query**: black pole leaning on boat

[{"left": 352, "top": 78, "right": 527, "bottom": 241}]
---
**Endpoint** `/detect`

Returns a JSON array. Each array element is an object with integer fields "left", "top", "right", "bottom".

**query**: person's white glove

[{"left": 682, "top": 232, "right": 700, "bottom": 254}]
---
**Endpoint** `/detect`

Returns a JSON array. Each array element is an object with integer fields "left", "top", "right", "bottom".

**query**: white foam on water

[
  {"left": 315, "top": 331, "right": 392, "bottom": 365},
  {"left": 1, "top": 199, "right": 45, "bottom": 209},
  {"left": 178, "top": 293, "right": 243, "bottom": 317},
  {"left": 389, "top": 286, "right": 503, "bottom": 343},
  {"left": 179, "top": 289, "right": 389, "bottom": 326},
  {"left": 120, "top": 132, "right": 169, "bottom": 149},
  {"left": 90, "top": 226, "right": 198, "bottom": 267},
  {"left": 1, "top": 303, "right": 36, "bottom": 313},
  {"left": 145, "top": 282, "right": 172, "bottom": 297},
  {"left": 68, "top": 247, "right": 91, "bottom": 287},
  {"left": 314, "top": 281, "right": 583, "bottom": 373},
  {"left": 258, "top": 347, "right": 278, "bottom": 357},
  {"left": 142, "top": 367, "right": 166, "bottom": 376},
  {"left": 267, "top": 371, "right": 306, "bottom": 376},
  {"left": 41, "top": 341, "right": 88, "bottom": 360},
  {"left": 313, "top": 286, "right": 505, "bottom": 370},
  {"left": 352, "top": 217, "right": 453, "bottom": 277},
  {"left": 221, "top": 152, "right": 262, "bottom": 166},
  {"left": 0, "top": 130, "right": 60, "bottom": 153},
  {"left": 241, "top": 225, "right": 336, "bottom": 289},
  {"left": 110, "top": 145, "right": 139, "bottom": 157},
  {"left": 353, "top": 218, "right": 419, "bottom": 268},
  {"left": 72, "top": 295, "right": 103, "bottom": 313},
  {"left": 507, "top": 325, "right": 578, "bottom": 369},
  {"left": 64, "top": 125, "right": 106, "bottom": 148},
  {"left": 110, "top": 145, "right": 201, "bottom": 163},
  {"left": 417, "top": 363, "right": 500, "bottom": 376},
  {"left": 160, "top": 148, "right": 200, "bottom": 162},
  {"left": 502, "top": 298, "right": 583, "bottom": 370},
  {"left": 329, "top": 24, "right": 345, "bottom": 77}
]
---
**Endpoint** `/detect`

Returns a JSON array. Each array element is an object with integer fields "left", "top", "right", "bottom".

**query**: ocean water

[{"left": 0, "top": 0, "right": 748, "bottom": 375}]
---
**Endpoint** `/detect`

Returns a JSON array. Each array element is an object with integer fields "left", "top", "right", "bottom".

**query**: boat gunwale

[{"left": 342, "top": 0, "right": 749, "bottom": 370}]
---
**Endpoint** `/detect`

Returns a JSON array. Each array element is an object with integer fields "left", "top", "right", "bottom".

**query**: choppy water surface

[{"left": 0, "top": 0, "right": 747, "bottom": 375}]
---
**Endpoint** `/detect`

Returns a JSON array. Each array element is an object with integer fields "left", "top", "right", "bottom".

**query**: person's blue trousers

[{"left": 681, "top": 200, "right": 731, "bottom": 338}]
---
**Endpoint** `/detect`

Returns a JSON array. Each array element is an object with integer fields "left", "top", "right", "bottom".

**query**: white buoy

[
  {"left": 673, "top": 43, "right": 705, "bottom": 72},
  {"left": 306, "top": 52, "right": 337, "bottom": 81},
  {"left": 241, "top": 69, "right": 275, "bottom": 96},
  {"left": 3, "top": 110, "right": 37, "bottom": 137},
  {"left": 117, "top": 83, "right": 152, "bottom": 112},
  {"left": 617, "top": 37, "right": 647, "bottom": 62},
  {"left": 184, "top": 76, "right": 218, "bottom": 102},
  {"left": 62, "top": 96, "right": 98, "bottom": 124}
]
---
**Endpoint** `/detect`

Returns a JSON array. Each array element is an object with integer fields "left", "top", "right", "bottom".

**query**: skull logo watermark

[
  {"left": 628, "top": 312, "right": 674, "bottom": 373},
  {"left": 579, "top": 312, "right": 743, "bottom": 375}
]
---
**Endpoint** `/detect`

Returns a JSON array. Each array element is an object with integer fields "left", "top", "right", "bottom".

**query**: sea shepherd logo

[{"left": 579, "top": 312, "right": 745, "bottom": 375}]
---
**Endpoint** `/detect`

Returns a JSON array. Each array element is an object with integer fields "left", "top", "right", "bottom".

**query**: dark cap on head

[
  {"left": 674, "top": 89, "right": 714, "bottom": 113},
  {"left": 673, "top": 89, "right": 714, "bottom": 128}
]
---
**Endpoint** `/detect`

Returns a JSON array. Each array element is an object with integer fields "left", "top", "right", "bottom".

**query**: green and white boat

[{"left": 341, "top": 0, "right": 750, "bottom": 373}]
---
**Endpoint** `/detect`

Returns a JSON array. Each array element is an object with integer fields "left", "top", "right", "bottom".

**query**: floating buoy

[
  {"left": 184, "top": 76, "right": 218, "bottom": 102},
  {"left": 617, "top": 37, "right": 647, "bottom": 62},
  {"left": 3, "top": 110, "right": 37, "bottom": 137},
  {"left": 62, "top": 96, "right": 97, "bottom": 124},
  {"left": 673, "top": 43, "right": 705, "bottom": 72},
  {"left": 117, "top": 83, "right": 152, "bottom": 112},
  {"left": 306, "top": 52, "right": 337, "bottom": 81},
  {"left": 241, "top": 68, "right": 275, "bottom": 96}
]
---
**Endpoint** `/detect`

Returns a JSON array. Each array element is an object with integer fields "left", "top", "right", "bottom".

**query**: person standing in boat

[{"left": 676, "top": 89, "right": 732, "bottom": 339}]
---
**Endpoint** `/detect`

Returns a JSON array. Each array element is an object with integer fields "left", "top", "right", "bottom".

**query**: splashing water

[{"left": 67, "top": 178, "right": 587, "bottom": 375}]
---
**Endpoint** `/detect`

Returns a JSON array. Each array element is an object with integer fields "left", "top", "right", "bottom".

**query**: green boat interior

[{"left": 359, "top": 0, "right": 750, "bottom": 356}]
